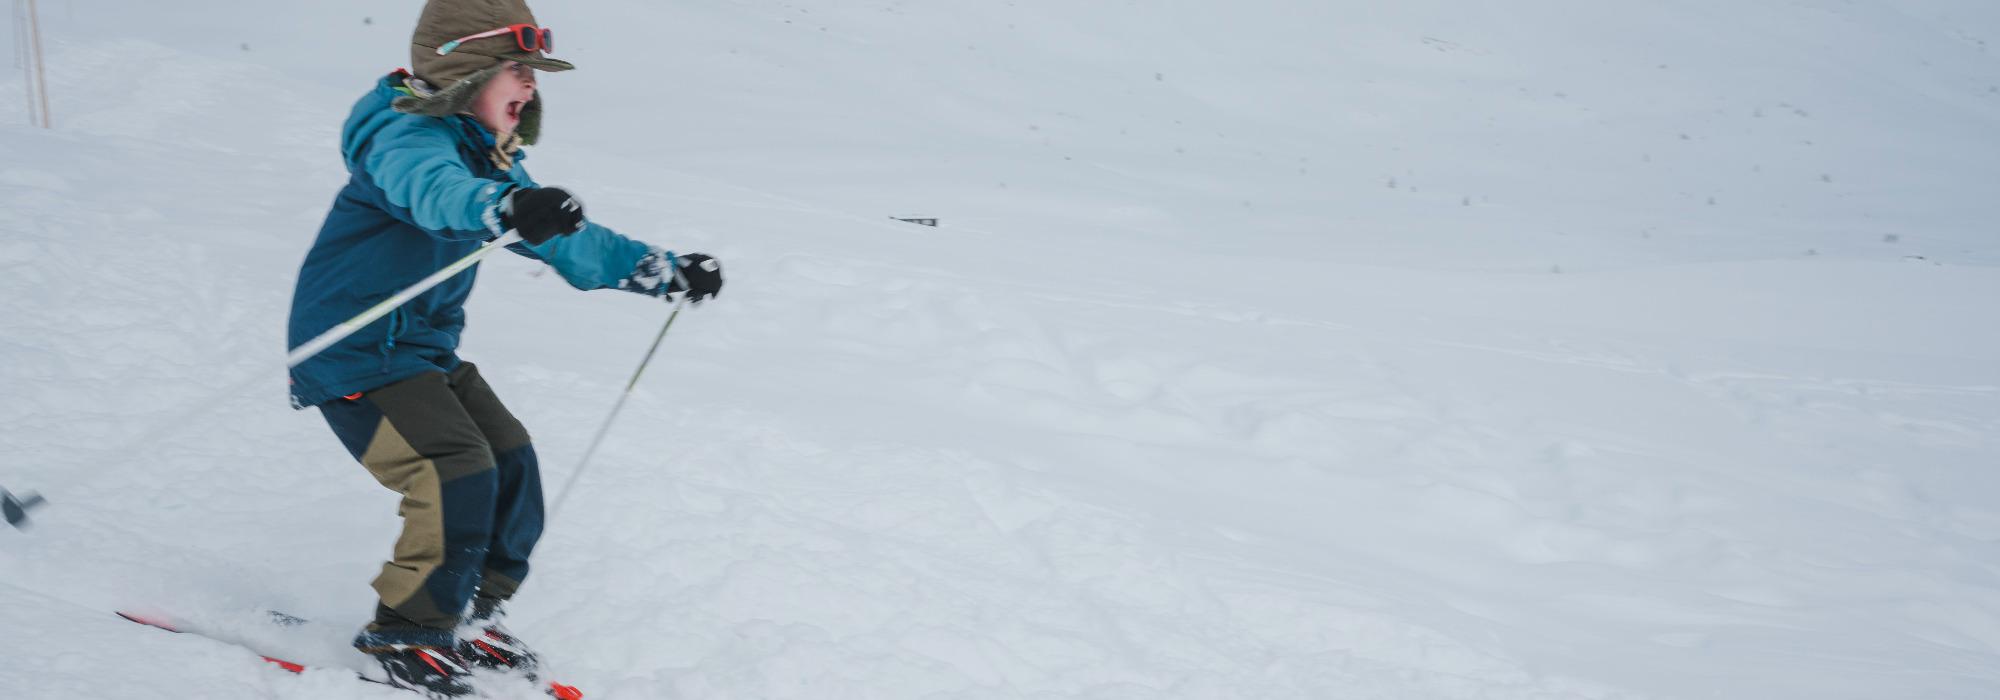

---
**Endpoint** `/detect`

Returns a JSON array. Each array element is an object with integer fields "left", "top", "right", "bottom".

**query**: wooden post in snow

[
  {"left": 25, "top": 0, "right": 47, "bottom": 128},
  {"left": 17, "top": 0, "right": 48, "bottom": 127}
]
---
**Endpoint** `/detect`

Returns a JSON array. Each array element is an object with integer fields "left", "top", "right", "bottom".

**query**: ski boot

[
  {"left": 359, "top": 643, "right": 475, "bottom": 698},
  {"left": 457, "top": 596, "right": 541, "bottom": 676}
]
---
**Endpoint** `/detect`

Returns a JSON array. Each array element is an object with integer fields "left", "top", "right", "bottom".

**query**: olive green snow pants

[{"left": 318, "top": 362, "right": 545, "bottom": 639}]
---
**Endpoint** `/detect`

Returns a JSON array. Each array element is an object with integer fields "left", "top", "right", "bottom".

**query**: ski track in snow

[{"left": 6, "top": 1, "right": 2000, "bottom": 698}]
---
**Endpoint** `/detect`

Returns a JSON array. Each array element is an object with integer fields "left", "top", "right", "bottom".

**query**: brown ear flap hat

[{"left": 392, "top": 0, "right": 574, "bottom": 145}]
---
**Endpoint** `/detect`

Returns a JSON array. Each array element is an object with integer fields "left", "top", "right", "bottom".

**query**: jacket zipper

[{"left": 380, "top": 307, "right": 407, "bottom": 372}]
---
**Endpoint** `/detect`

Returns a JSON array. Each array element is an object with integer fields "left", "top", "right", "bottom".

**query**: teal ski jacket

[{"left": 287, "top": 72, "right": 676, "bottom": 408}]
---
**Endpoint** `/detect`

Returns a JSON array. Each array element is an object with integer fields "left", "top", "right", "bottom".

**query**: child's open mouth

[{"left": 505, "top": 100, "right": 524, "bottom": 121}]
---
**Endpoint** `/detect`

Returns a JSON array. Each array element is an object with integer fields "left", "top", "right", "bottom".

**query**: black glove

[
  {"left": 668, "top": 252, "right": 723, "bottom": 302},
  {"left": 501, "top": 187, "right": 585, "bottom": 245}
]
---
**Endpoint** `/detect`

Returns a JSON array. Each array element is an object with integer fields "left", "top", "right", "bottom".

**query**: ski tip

[
  {"left": 260, "top": 655, "right": 309, "bottom": 674},
  {"left": 548, "top": 681, "right": 584, "bottom": 699},
  {"left": 117, "top": 611, "right": 180, "bottom": 632}
]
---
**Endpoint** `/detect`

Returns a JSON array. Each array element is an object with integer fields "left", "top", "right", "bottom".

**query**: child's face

[{"left": 471, "top": 61, "right": 537, "bottom": 136}]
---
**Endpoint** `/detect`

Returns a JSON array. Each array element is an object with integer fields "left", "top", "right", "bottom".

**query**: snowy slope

[{"left": 3, "top": 1, "right": 1999, "bottom": 698}]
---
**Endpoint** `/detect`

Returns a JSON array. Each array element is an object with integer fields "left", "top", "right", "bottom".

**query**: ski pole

[
  {"left": 549, "top": 265, "right": 694, "bottom": 518},
  {"left": 25, "top": 231, "right": 526, "bottom": 528},
  {"left": 288, "top": 230, "right": 524, "bottom": 367}
]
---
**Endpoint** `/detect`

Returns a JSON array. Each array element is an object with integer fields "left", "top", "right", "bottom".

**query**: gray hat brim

[{"left": 514, "top": 54, "right": 575, "bottom": 71}]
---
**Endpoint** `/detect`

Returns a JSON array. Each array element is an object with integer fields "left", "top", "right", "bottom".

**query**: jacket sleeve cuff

[{"left": 480, "top": 183, "right": 514, "bottom": 238}]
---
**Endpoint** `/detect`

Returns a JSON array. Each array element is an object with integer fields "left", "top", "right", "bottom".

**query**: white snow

[{"left": 3, "top": 0, "right": 1999, "bottom": 698}]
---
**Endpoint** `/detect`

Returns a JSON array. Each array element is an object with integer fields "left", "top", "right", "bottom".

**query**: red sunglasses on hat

[{"left": 436, "top": 23, "right": 553, "bottom": 56}]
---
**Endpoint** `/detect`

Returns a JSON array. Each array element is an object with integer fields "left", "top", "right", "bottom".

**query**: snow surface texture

[{"left": 4, "top": 0, "right": 1999, "bottom": 698}]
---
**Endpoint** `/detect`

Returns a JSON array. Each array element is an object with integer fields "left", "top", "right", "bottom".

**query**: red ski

[{"left": 117, "top": 611, "right": 582, "bottom": 699}]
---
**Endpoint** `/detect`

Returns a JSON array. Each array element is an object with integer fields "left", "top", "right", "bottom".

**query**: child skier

[{"left": 285, "top": 0, "right": 721, "bottom": 694}]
